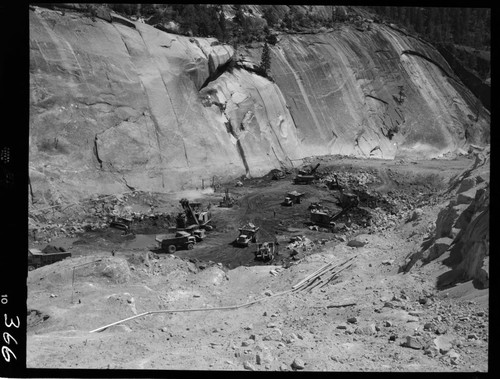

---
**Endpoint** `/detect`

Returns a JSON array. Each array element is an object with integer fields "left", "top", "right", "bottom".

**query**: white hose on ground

[{"left": 89, "top": 255, "right": 356, "bottom": 333}]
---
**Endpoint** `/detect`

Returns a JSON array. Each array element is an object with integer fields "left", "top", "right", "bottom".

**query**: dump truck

[
  {"left": 294, "top": 163, "right": 320, "bottom": 184},
  {"left": 282, "top": 191, "right": 305, "bottom": 206},
  {"left": 156, "top": 231, "right": 196, "bottom": 253},
  {"left": 219, "top": 188, "right": 234, "bottom": 208},
  {"left": 255, "top": 242, "right": 277, "bottom": 261},
  {"left": 234, "top": 223, "right": 260, "bottom": 247},
  {"left": 28, "top": 247, "right": 71, "bottom": 271}
]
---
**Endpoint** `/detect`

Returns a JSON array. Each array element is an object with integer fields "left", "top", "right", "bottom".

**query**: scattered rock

[
  {"left": 263, "top": 328, "right": 282, "bottom": 341},
  {"left": 256, "top": 349, "right": 273, "bottom": 365},
  {"left": 435, "top": 326, "right": 448, "bottom": 335},
  {"left": 403, "top": 335, "right": 424, "bottom": 350},
  {"left": 408, "top": 208, "right": 423, "bottom": 222},
  {"left": 355, "top": 324, "right": 376, "bottom": 336},
  {"left": 382, "top": 259, "right": 394, "bottom": 265},
  {"left": 347, "top": 237, "right": 368, "bottom": 248},
  {"left": 384, "top": 320, "right": 393, "bottom": 327},
  {"left": 447, "top": 349, "right": 460, "bottom": 365},
  {"left": 291, "top": 358, "right": 305, "bottom": 370},
  {"left": 408, "top": 311, "right": 423, "bottom": 317},
  {"left": 424, "top": 345, "right": 440, "bottom": 358},
  {"left": 243, "top": 361, "right": 255, "bottom": 371},
  {"left": 418, "top": 297, "right": 428, "bottom": 305},
  {"left": 423, "top": 323, "right": 435, "bottom": 331},
  {"left": 242, "top": 339, "right": 254, "bottom": 347},
  {"left": 433, "top": 335, "right": 453, "bottom": 354},
  {"left": 280, "top": 363, "right": 288, "bottom": 371},
  {"left": 347, "top": 317, "right": 358, "bottom": 324}
]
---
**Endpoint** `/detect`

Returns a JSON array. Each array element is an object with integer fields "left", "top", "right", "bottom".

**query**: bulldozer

[
  {"left": 294, "top": 163, "right": 320, "bottom": 184},
  {"left": 255, "top": 242, "right": 277, "bottom": 262}
]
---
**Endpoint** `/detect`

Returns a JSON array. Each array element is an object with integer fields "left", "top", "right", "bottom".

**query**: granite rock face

[
  {"left": 29, "top": 7, "right": 489, "bottom": 202},
  {"left": 402, "top": 149, "right": 489, "bottom": 289}
]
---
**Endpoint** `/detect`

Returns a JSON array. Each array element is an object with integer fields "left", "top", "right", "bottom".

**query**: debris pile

[
  {"left": 286, "top": 236, "right": 315, "bottom": 259},
  {"left": 28, "top": 191, "right": 176, "bottom": 242}
]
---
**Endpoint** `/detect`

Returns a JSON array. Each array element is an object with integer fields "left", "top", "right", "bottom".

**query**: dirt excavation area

[{"left": 27, "top": 153, "right": 489, "bottom": 372}]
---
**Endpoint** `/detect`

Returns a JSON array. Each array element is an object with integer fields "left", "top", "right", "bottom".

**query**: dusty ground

[{"left": 27, "top": 155, "right": 488, "bottom": 371}]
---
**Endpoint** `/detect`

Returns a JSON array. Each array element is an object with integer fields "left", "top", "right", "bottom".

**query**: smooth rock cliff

[{"left": 29, "top": 7, "right": 489, "bottom": 202}]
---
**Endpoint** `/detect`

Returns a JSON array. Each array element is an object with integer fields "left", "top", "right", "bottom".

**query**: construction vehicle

[
  {"left": 310, "top": 209, "right": 336, "bottom": 228},
  {"left": 219, "top": 188, "right": 234, "bottom": 208},
  {"left": 109, "top": 216, "right": 133, "bottom": 233},
  {"left": 282, "top": 191, "right": 305, "bottom": 206},
  {"left": 325, "top": 174, "right": 342, "bottom": 190},
  {"left": 255, "top": 242, "right": 277, "bottom": 261},
  {"left": 156, "top": 231, "right": 196, "bottom": 253},
  {"left": 339, "top": 192, "right": 359, "bottom": 208},
  {"left": 294, "top": 163, "right": 320, "bottom": 184},
  {"left": 234, "top": 223, "right": 260, "bottom": 247},
  {"left": 310, "top": 192, "right": 359, "bottom": 228},
  {"left": 179, "top": 198, "right": 213, "bottom": 230},
  {"left": 28, "top": 247, "right": 71, "bottom": 271},
  {"left": 271, "top": 169, "right": 286, "bottom": 180}
]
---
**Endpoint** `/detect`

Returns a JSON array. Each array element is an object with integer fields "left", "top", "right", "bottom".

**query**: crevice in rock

[
  {"left": 401, "top": 50, "right": 454, "bottom": 79},
  {"left": 235, "top": 140, "right": 250, "bottom": 178},
  {"left": 224, "top": 119, "right": 250, "bottom": 177},
  {"left": 135, "top": 26, "right": 189, "bottom": 168},
  {"left": 121, "top": 175, "right": 136, "bottom": 191},
  {"left": 365, "top": 94, "right": 388, "bottom": 105},
  {"left": 199, "top": 58, "right": 233, "bottom": 91},
  {"left": 29, "top": 175, "right": 36, "bottom": 204},
  {"left": 93, "top": 134, "right": 103, "bottom": 170}
]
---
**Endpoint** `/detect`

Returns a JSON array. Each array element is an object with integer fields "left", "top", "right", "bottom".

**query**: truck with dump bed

[
  {"left": 234, "top": 223, "right": 259, "bottom": 247},
  {"left": 156, "top": 231, "right": 196, "bottom": 253},
  {"left": 282, "top": 191, "right": 305, "bottom": 206},
  {"left": 28, "top": 248, "right": 72, "bottom": 271}
]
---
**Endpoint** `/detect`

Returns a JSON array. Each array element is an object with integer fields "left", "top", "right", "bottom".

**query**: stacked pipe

[{"left": 292, "top": 255, "right": 356, "bottom": 293}]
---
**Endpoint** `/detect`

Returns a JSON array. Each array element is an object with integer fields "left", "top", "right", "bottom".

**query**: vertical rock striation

[{"left": 29, "top": 7, "right": 489, "bottom": 202}]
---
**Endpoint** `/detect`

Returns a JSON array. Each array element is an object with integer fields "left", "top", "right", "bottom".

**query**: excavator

[
  {"left": 179, "top": 198, "right": 213, "bottom": 231},
  {"left": 310, "top": 192, "right": 359, "bottom": 228},
  {"left": 294, "top": 163, "right": 320, "bottom": 184},
  {"left": 219, "top": 188, "right": 234, "bottom": 208}
]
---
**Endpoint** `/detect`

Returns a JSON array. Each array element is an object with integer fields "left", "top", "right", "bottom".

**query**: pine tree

[{"left": 260, "top": 41, "right": 271, "bottom": 77}]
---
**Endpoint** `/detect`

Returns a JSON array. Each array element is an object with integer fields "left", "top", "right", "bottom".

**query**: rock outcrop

[
  {"left": 29, "top": 6, "right": 490, "bottom": 203},
  {"left": 402, "top": 149, "right": 490, "bottom": 289}
]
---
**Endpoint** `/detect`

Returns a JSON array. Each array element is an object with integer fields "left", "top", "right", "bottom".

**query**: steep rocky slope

[
  {"left": 402, "top": 147, "right": 489, "bottom": 290},
  {"left": 29, "top": 6, "right": 489, "bottom": 204}
]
